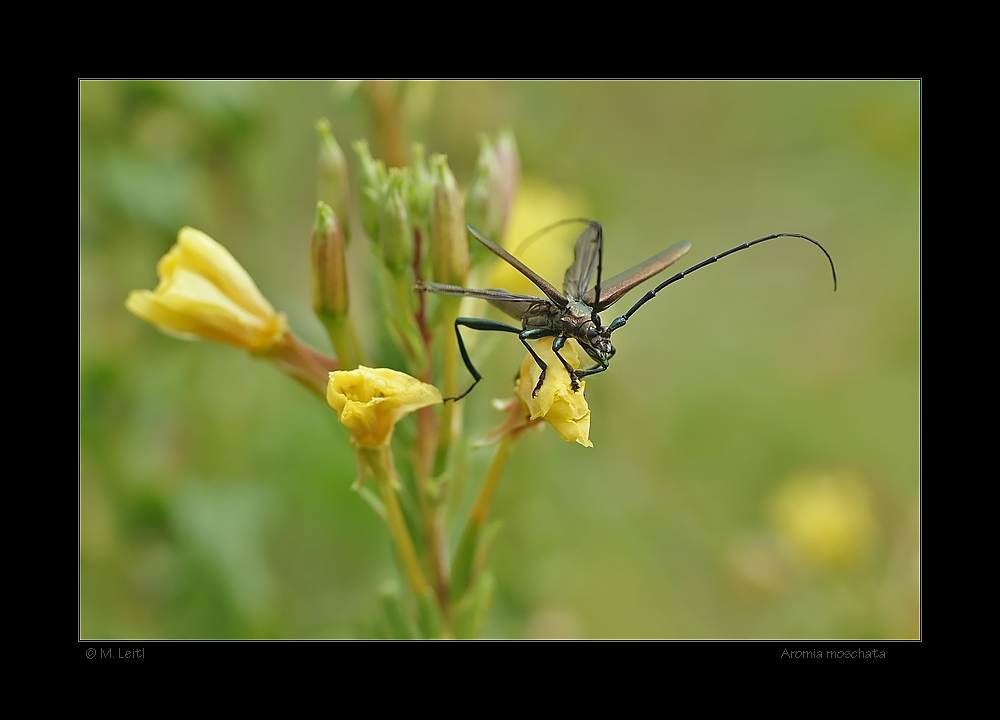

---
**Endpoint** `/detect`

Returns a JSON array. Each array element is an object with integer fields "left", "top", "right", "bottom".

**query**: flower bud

[
  {"left": 407, "top": 143, "right": 433, "bottom": 235},
  {"left": 378, "top": 169, "right": 413, "bottom": 275},
  {"left": 464, "top": 135, "right": 504, "bottom": 245},
  {"left": 494, "top": 130, "right": 521, "bottom": 240},
  {"left": 316, "top": 119, "right": 350, "bottom": 242},
  {"left": 353, "top": 140, "right": 388, "bottom": 244},
  {"left": 430, "top": 154, "right": 469, "bottom": 286},
  {"left": 311, "top": 202, "right": 349, "bottom": 319}
]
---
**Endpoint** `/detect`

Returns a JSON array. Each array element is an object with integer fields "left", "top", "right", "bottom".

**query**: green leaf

[
  {"left": 473, "top": 520, "right": 503, "bottom": 583},
  {"left": 453, "top": 572, "right": 496, "bottom": 639},
  {"left": 416, "top": 588, "right": 448, "bottom": 639},
  {"left": 450, "top": 522, "right": 480, "bottom": 603}
]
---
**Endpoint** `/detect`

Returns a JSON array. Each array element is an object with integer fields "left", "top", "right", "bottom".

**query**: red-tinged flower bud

[{"left": 311, "top": 202, "right": 349, "bottom": 319}]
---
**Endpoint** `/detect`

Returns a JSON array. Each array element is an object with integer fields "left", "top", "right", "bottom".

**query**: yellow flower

[
  {"left": 327, "top": 366, "right": 442, "bottom": 448},
  {"left": 489, "top": 177, "right": 589, "bottom": 297},
  {"left": 770, "top": 472, "right": 876, "bottom": 570},
  {"left": 515, "top": 339, "right": 593, "bottom": 447},
  {"left": 126, "top": 227, "right": 287, "bottom": 352}
]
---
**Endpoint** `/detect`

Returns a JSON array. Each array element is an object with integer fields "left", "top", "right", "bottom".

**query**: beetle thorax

[
  {"left": 561, "top": 301, "right": 613, "bottom": 356},
  {"left": 559, "top": 301, "right": 597, "bottom": 338},
  {"left": 563, "top": 299, "right": 593, "bottom": 322}
]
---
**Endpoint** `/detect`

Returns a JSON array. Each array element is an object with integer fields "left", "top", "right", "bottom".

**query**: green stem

[
  {"left": 388, "top": 272, "right": 426, "bottom": 372},
  {"left": 433, "top": 297, "right": 462, "bottom": 477},
  {"left": 347, "top": 320, "right": 368, "bottom": 367},
  {"left": 359, "top": 445, "right": 430, "bottom": 597},
  {"left": 318, "top": 313, "right": 360, "bottom": 370},
  {"left": 471, "top": 435, "right": 513, "bottom": 525},
  {"left": 451, "top": 435, "right": 515, "bottom": 600},
  {"left": 413, "top": 290, "right": 450, "bottom": 618},
  {"left": 413, "top": 404, "right": 449, "bottom": 616}
]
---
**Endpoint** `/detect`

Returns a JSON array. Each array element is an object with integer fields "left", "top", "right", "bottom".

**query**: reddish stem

[{"left": 263, "top": 332, "right": 339, "bottom": 398}]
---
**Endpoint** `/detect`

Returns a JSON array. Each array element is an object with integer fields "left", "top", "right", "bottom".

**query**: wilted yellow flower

[
  {"left": 126, "top": 227, "right": 287, "bottom": 352},
  {"left": 327, "top": 366, "right": 442, "bottom": 448},
  {"left": 770, "top": 472, "right": 876, "bottom": 570},
  {"left": 515, "top": 339, "right": 592, "bottom": 447}
]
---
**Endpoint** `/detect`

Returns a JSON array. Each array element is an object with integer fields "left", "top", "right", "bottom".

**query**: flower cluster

[{"left": 125, "top": 108, "right": 594, "bottom": 639}]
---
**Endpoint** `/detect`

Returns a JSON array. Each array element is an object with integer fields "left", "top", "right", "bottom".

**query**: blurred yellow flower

[
  {"left": 489, "top": 178, "right": 588, "bottom": 297},
  {"left": 515, "top": 339, "right": 592, "bottom": 447},
  {"left": 327, "top": 366, "right": 442, "bottom": 448},
  {"left": 770, "top": 472, "right": 876, "bottom": 570},
  {"left": 126, "top": 227, "right": 287, "bottom": 352}
]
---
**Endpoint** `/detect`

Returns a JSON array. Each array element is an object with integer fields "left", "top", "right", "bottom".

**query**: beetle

[{"left": 415, "top": 220, "right": 836, "bottom": 402}]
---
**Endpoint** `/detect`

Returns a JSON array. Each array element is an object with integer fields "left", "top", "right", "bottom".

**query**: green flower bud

[
  {"left": 407, "top": 143, "right": 433, "bottom": 235},
  {"left": 494, "top": 130, "right": 521, "bottom": 240},
  {"left": 354, "top": 140, "right": 388, "bottom": 244},
  {"left": 316, "top": 119, "right": 350, "bottom": 242},
  {"left": 465, "top": 135, "right": 504, "bottom": 240},
  {"left": 430, "top": 154, "right": 468, "bottom": 286},
  {"left": 311, "top": 202, "right": 349, "bottom": 318},
  {"left": 379, "top": 169, "right": 413, "bottom": 275}
]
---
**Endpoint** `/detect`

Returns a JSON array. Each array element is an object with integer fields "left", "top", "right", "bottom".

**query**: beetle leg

[
  {"left": 550, "top": 335, "right": 581, "bottom": 392},
  {"left": 519, "top": 328, "right": 559, "bottom": 397},
  {"left": 574, "top": 360, "right": 609, "bottom": 379},
  {"left": 574, "top": 342, "right": 613, "bottom": 380},
  {"left": 450, "top": 317, "right": 523, "bottom": 402}
]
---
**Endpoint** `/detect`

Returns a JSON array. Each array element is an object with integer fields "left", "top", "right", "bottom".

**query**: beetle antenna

[
  {"left": 592, "top": 222, "right": 604, "bottom": 325},
  {"left": 609, "top": 233, "right": 837, "bottom": 331},
  {"left": 512, "top": 217, "right": 595, "bottom": 256}
]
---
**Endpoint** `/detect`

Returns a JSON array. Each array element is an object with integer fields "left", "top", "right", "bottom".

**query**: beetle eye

[{"left": 587, "top": 327, "right": 597, "bottom": 339}]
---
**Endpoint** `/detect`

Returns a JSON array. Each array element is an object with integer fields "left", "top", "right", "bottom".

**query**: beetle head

[{"left": 585, "top": 321, "right": 614, "bottom": 358}]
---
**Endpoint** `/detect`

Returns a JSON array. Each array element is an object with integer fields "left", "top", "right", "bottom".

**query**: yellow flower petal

[
  {"left": 126, "top": 227, "right": 287, "bottom": 352},
  {"left": 515, "top": 339, "right": 593, "bottom": 447},
  {"left": 327, "top": 366, "right": 443, "bottom": 448}
]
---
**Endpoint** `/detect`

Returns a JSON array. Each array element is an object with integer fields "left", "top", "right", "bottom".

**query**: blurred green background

[{"left": 80, "top": 81, "right": 919, "bottom": 638}]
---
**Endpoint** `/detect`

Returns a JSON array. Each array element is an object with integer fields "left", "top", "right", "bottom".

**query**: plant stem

[
  {"left": 360, "top": 445, "right": 430, "bottom": 598},
  {"left": 388, "top": 272, "right": 426, "bottom": 371},
  {"left": 263, "top": 331, "right": 338, "bottom": 398},
  {"left": 451, "top": 435, "right": 515, "bottom": 600},
  {"left": 319, "top": 313, "right": 361, "bottom": 370},
  {"left": 433, "top": 296, "right": 462, "bottom": 477},
  {"left": 346, "top": 321, "right": 367, "bottom": 368},
  {"left": 408, "top": 234, "right": 450, "bottom": 615},
  {"left": 414, "top": 403, "right": 449, "bottom": 614},
  {"left": 471, "top": 435, "right": 514, "bottom": 525}
]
